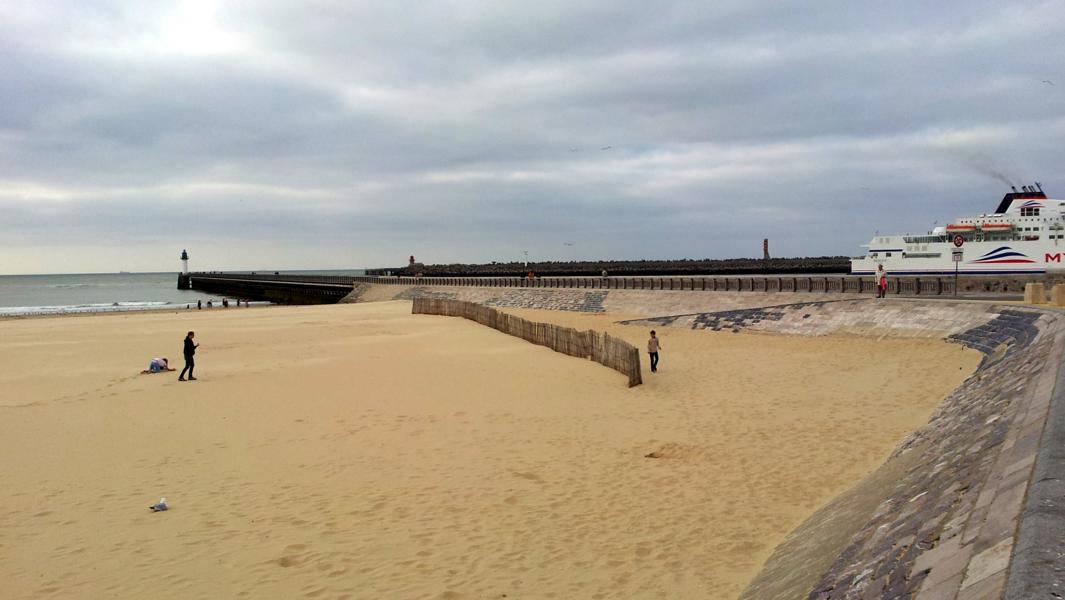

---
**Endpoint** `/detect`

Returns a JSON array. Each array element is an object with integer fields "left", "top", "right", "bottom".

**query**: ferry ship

[{"left": 851, "top": 183, "right": 1065, "bottom": 275}]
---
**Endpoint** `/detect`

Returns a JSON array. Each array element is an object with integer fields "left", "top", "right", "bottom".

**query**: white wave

[{"left": 0, "top": 301, "right": 175, "bottom": 316}]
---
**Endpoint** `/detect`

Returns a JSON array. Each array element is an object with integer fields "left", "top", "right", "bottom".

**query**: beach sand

[{"left": 0, "top": 300, "right": 979, "bottom": 599}]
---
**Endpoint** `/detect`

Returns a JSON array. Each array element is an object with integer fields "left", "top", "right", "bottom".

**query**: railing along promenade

[
  {"left": 353, "top": 274, "right": 1037, "bottom": 296},
  {"left": 185, "top": 272, "right": 354, "bottom": 304},
  {"left": 183, "top": 272, "right": 1047, "bottom": 302}
]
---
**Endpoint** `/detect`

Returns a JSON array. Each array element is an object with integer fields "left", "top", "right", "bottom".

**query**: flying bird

[
  {"left": 600, "top": 146, "right": 612, "bottom": 150},
  {"left": 569, "top": 147, "right": 579, "bottom": 152},
  {"left": 1042, "top": 79, "right": 1055, "bottom": 85},
  {"left": 563, "top": 242, "right": 574, "bottom": 246}
]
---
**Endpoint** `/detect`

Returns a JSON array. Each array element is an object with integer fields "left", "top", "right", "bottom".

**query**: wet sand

[{"left": 0, "top": 301, "right": 979, "bottom": 599}]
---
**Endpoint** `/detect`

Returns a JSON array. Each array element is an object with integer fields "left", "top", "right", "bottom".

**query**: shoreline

[{"left": 0, "top": 301, "right": 273, "bottom": 321}]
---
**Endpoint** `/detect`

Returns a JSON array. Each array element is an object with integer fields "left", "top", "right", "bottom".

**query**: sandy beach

[{"left": 0, "top": 300, "right": 979, "bottom": 599}]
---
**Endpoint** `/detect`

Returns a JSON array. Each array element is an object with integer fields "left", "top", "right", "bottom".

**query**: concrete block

[
  {"left": 1052, "top": 283, "right": 1065, "bottom": 306},
  {"left": 1023, "top": 282, "right": 1045, "bottom": 304},
  {"left": 964, "top": 538, "right": 1012, "bottom": 590}
]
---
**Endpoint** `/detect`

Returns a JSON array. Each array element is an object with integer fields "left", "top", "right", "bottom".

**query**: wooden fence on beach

[{"left": 412, "top": 298, "right": 642, "bottom": 387}]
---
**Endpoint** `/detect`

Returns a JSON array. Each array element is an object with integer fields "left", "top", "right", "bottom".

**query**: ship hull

[{"left": 851, "top": 239, "right": 1065, "bottom": 275}]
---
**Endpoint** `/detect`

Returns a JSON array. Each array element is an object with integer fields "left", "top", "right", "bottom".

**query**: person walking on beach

[
  {"left": 648, "top": 330, "right": 661, "bottom": 373},
  {"left": 876, "top": 264, "right": 888, "bottom": 299},
  {"left": 178, "top": 331, "right": 199, "bottom": 381}
]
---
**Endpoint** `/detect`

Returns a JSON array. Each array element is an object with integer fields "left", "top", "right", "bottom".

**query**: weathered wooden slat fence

[{"left": 412, "top": 298, "right": 642, "bottom": 387}]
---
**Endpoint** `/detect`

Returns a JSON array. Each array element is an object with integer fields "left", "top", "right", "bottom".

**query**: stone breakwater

[
  {"left": 343, "top": 284, "right": 847, "bottom": 317},
  {"left": 354, "top": 283, "right": 1064, "bottom": 599}
]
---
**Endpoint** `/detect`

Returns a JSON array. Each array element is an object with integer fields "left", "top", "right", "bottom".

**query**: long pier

[
  {"left": 183, "top": 273, "right": 355, "bottom": 304},
  {"left": 180, "top": 272, "right": 1049, "bottom": 303}
]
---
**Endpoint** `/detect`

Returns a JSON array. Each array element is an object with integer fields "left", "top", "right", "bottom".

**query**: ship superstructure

[{"left": 851, "top": 183, "right": 1065, "bottom": 275}]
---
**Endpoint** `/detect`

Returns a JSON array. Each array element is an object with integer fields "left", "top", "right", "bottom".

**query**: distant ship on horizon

[{"left": 851, "top": 183, "right": 1065, "bottom": 275}]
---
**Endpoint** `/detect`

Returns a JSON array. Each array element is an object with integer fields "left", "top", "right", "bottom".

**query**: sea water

[{"left": 0, "top": 270, "right": 365, "bottom": 317}]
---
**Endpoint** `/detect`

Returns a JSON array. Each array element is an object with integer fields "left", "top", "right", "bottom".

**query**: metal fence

[
  {"left": 412, "top": 298, "right": 642, "bottom": 387},
  {"left": 189, "top": 272, "right": 1049, "bottom": 296}
]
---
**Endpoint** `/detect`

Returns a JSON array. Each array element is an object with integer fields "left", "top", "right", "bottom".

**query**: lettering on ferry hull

[{"left": 1047, "top": 253, "right": 1062, "bottom": 263}]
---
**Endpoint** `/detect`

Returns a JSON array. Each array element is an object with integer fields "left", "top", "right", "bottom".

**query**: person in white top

[
  {"left": 141, "top": 357, "right": 175, "bottom": 374},
  {"left": 648, "top": 330, "right": 661, "bottom": 373}
]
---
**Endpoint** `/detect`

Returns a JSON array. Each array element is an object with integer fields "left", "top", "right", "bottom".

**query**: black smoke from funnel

[
  {"left": 974, "top": 164, "right": 1016, "bottom": 187},
  {"left": 951, "top": 151, "right": 1018, "bottom": 187}
]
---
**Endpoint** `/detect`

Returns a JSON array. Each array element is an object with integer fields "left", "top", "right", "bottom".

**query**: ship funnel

[
  {"left": 1022, "top": 185, "right": 1030, "bottom": 192},
  {"left": 1036, "top": 181, "right": 1043, "bottom": 192},
  {"left": 1011, "top": 186, "right": 1018, "bottom": 192}
]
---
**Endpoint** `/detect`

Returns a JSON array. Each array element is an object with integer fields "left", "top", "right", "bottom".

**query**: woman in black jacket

[{"left": 179, "top": 331, "right": 199, "bottom": 381}]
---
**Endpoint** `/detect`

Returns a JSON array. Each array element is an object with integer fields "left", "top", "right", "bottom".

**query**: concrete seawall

[
  {"left": 357, "top": 282, "right": 1064, "bottom": 599},
  {"left": 352, "top": 274, "right": 1060, "bottom": 296}
]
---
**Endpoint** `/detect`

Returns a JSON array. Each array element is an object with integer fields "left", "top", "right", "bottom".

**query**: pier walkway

[{"left": 180, "top": 272, "right": 1044, "bottom": 303}]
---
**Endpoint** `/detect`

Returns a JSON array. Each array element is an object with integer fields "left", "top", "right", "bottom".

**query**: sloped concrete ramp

[{"left": 627, "top": 300, "right": 1064, "bottom": 600}]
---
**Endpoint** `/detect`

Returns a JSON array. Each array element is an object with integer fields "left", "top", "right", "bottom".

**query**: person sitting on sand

[{"left": 141, "top": 358, "right": 175, "bottom": 374}]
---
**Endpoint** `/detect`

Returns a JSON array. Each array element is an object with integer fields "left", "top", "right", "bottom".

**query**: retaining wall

[{"left": 345, "top": 284, "right": 853, "bottom": 317}]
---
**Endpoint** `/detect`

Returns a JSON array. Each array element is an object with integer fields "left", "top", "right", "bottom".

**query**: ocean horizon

[{"left": 0, "top": 270, "right": 366, "bottom": 317}]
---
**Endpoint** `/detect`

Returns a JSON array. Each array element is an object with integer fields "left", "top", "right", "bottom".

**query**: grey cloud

[{"left": 1, "top": 0, "right": 1064, "bottom": 273}]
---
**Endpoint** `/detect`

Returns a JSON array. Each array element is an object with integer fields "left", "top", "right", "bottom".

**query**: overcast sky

[{"left": 2, "top": 1, "right": 1063, "bottom": 274}]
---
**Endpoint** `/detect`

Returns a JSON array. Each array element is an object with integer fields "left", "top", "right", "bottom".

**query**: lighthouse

[{"left": 177, "top": 249, "right": 191, "bottom": 290}]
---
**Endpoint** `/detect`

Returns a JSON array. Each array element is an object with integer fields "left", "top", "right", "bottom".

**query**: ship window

[
  {"left": 885, "top": 252, "right": 892, "bottom": 257},
  {"left": 870, "top": 252, "right": 878, "bottom": 258}
]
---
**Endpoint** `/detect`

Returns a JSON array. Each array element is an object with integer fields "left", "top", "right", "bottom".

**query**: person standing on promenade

[
  {"left": 648, "top": 330, "right": 661, "bottom": 373},
  {"left": 876, "top": 264, "right": 888, "bottom": 298},
  {"left": 179, "top": 331, "right": 199, "bottom": 381}
]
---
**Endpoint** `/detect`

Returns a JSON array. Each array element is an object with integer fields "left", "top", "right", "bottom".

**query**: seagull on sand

[{"left": 149, "top": 497, "right": 168, "bottom": 512}]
